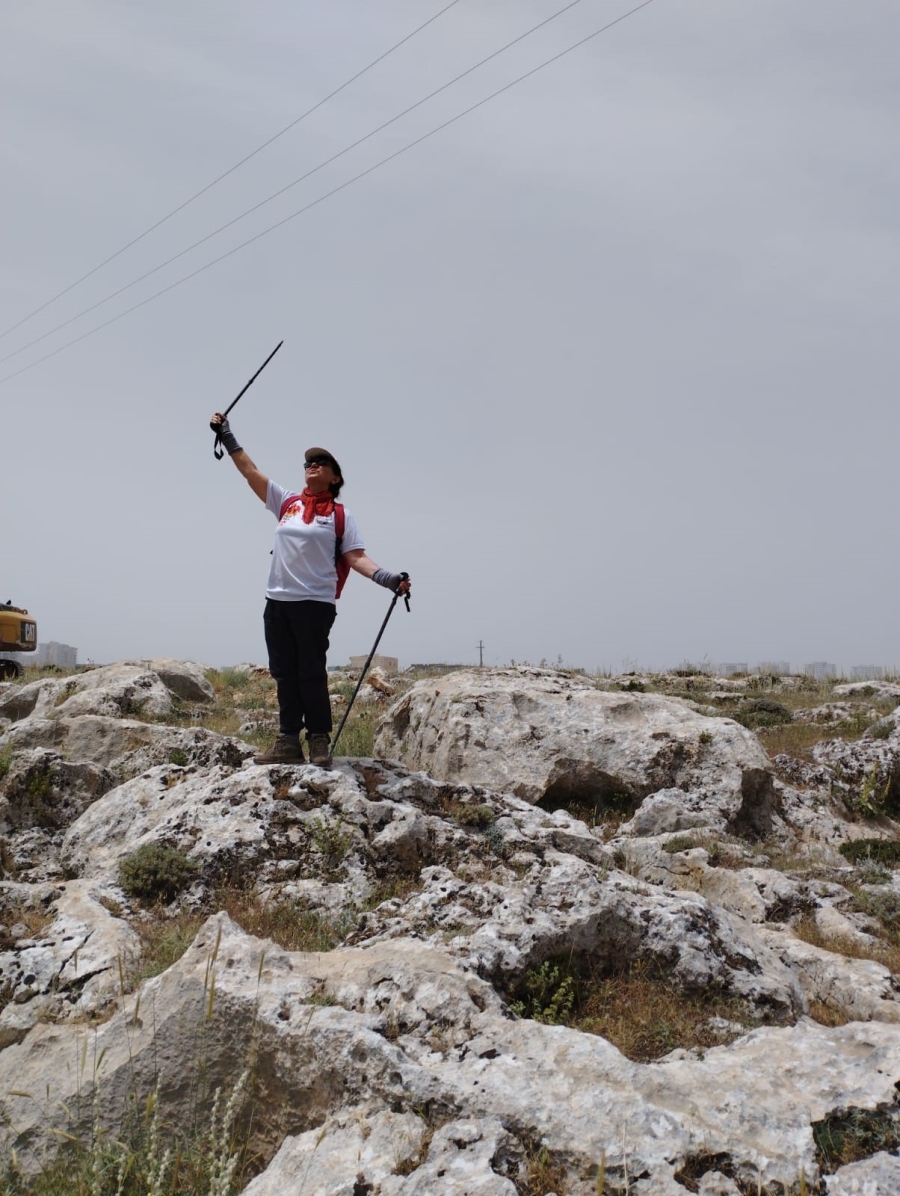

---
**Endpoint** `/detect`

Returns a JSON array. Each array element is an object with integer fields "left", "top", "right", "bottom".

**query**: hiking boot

[
  {"left": 254, "top": 733, "right": 304, "bottom": 765},
  {"left": 307, "top": 733, "right": 333, "bottom": 768}
]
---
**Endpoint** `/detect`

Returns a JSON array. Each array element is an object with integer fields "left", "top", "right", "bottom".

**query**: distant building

[
  {"left": 850, "top": 666, "right": 884, "bottom": 681},
  {"left": 718, "top": 663, "right": 748, "bottom": 677},
  {"left": 35, "top": 642, "right": 78, "bottom": 667},
  {"left": 757, "top": 661, "right": 791, "bottom": 676},
  {"left": 804, "top": 662, "right": 837, "bottom": 680},
  {"left": 348, "top": 654, "right": 398, "bottom": 674},
  {"left": 0, "top": 641, "right": 78, "bottom": 669}
]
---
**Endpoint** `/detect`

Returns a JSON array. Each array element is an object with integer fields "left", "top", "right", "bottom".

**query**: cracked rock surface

[{"left": 2, "top": 662, "right": 900, "bottom": 1193}]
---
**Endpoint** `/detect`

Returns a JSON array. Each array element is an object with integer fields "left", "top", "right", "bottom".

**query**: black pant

[{"left": 263, "top": 599, "right": 337, "bottom": 735}]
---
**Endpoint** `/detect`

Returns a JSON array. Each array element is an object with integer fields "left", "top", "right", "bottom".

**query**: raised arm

[{"left": 209, "top": 414, "right": 269, "bottom": 503}]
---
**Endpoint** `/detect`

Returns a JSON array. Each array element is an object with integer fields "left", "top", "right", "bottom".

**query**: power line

[
  {"left": 0, "top": 0, "right": 659, "bottom": 388},
  {"left": 0, "top": 0, "right": 462, "bottom": 343},
  {"left": 0, "top": 0, "right": 593, "bottom": 368}
]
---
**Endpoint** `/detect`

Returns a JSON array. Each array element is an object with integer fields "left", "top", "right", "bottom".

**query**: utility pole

[{"left": 477, "top": 640, "right": 484, "bottom": 668}]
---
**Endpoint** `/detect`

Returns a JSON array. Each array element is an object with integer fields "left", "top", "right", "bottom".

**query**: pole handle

[{"left": 213, "top": 339, "right": 284, "bottom": 460}]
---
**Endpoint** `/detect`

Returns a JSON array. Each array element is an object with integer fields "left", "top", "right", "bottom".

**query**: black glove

[{"left": 211, "top": 415, "right": 242, "bottom": 457}]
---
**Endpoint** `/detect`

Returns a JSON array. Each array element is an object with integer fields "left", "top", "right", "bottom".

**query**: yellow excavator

[{"left": 0, "top": 602, "right": 38, "bottom": 679}]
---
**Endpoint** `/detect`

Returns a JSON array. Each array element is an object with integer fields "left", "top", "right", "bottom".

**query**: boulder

[
  {"left": 1, "top": 715, "right": 250, "bottom": 775},
  {"left": 130, "top": 658, "right": 215, "bottom": 704},
  {"left": 0, "top": 664, "right": 176, "bottom": 722},
  {"left": 375, "top": 668, "right": 777, "bottom": 837}
]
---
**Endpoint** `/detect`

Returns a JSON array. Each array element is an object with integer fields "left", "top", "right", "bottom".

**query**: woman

[{"left": 210, "top": 412, "right": 410, "bottom": 767}]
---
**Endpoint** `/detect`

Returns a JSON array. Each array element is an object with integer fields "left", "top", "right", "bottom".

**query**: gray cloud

[{"left": 2, "top": 0, "right": 897, "bottom": 673}]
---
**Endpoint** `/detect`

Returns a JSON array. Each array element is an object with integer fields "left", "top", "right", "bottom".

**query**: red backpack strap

[{"left": 334, "top": 503, "right": 351, "bottom": 599}]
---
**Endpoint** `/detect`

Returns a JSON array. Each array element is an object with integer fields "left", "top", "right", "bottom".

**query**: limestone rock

[
  {"left": 375, "top": 668, "right": 777, "bottom": 837},
  {"left": 825, "top": 1151, "right": 900, "bottom": 1195},
  {"left": 61, "top": 762, "right": 364, "bottom": 885},
  {"left": 757, "top": 925, "right": 900, "bottom": 1023},
  {"left": 0, "top": 660, "right": 214, "bottom": 728},
  {"left": 241, "top": 1107, "right": 430, "bottom": 1196},
  {"left": 129, "top": 658, "right": 215, "bottom": 703},
  {"left": 0, "top": 880, "right": 139, "bottom": 1044},
  {"left": 1, "top": 715, "right": 250, "bottom": 776},
  {"left": 0, "top": 748, "right": 115, "bottom": 833},
  {"left": 5, "top": 913, "right": 900, "bottom": 1193}
]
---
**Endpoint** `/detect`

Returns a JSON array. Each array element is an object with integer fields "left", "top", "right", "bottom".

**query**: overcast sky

[{"left": 2, "top": 0, "right": 897, "bottom": 674}]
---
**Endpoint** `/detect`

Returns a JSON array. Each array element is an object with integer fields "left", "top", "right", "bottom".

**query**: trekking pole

[
  {"left": 331, "top": 575, "right": 410, "bottom": 756},
  {"left": 213, "top": 340, "right": 284, "bottom": 458}
]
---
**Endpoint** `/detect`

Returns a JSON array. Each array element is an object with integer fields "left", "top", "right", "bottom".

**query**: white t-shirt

[{"left": 265, "top": 480, "right": 365, "bottom": 603}]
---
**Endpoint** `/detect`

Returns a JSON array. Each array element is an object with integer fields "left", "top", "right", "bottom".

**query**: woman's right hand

[{"left": 210, "top": 411, "right": 226, "bottom": 432}]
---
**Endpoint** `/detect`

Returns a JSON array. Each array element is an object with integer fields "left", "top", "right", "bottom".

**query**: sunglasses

[{"left": 304, "top": 455, "right": 332, "bottom": 469}]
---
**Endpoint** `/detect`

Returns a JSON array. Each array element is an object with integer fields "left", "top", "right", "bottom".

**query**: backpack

[{"left": 278, "top": 496, "right": 350, "bottom": 599}]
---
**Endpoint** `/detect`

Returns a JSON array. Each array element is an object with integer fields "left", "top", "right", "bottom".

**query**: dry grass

[
  {"left": 219, "top": 887, "right": 355, "bottom": 952},
  {"left": 575, "top": 963, "right": 759, "bottom": 1061},
  {"left": 511, "top": 957, "right": 761, "bottom": 1062},
  {"left": 127, "top": 908, "right": 207, "bottom": 988},
  {"left": 792, "top": 914, "right": 900, "bottom": 976},
  {"left": 124, "top": 889, "right": 357, "bottom": 993},
  {"left": 516, "top": 1141, "right": 569, "bottom": 1196},
  {"left": 0, "top": 902, "right": 53, "bottom": 950}
]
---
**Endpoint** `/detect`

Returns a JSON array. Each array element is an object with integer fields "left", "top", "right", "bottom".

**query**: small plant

[
  {"left": 118, "top": 843, "right": 200, "bottom": 903},
  {"left": 734, "top": 698, "right": 793, "bottom": 729},
  {"left": 308, "top": 814, "right": 354, "bottom": 863},
  {"left": 167, "top": 748, "right": 189, "bottom": 766},
  {"left": 24, "top": 764, "right": 54, "bottom": 800},
  {"left": 813, "top": 1106, "right": 900, "bottom": 1172},
  {"left": 847, "top": 765, "right": 892, "bottom": 819},
  {"left": 0, "top": 744, "right": 12, "bottom": 781},
  {"left": 509, "top": 960, "right": 576, "bottom": 1026},
  {"left": 698, "top": 729, "right": 713, "bottom": 745},
  {"left": 839, "top": 838, "right": 900, "bottom": 866},
  {"left": 663, "top": 835, "right": 697, "bottom": 854},
  {"left": 520, "top": 1140, "right": 569, "bottom": 1195},
  {"left": 453, "top": 802, "right": 496, "bottom": 829},
  {"left": 852, "top": 858, "right": 892, "bottom": 886},
  {"left": 852, "top": 889, "right": 900, "bottom": 936}
]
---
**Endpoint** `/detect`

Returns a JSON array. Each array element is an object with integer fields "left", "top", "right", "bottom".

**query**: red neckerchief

[{"left": 299, "top": 487, "right": 335, "bottom": 524}]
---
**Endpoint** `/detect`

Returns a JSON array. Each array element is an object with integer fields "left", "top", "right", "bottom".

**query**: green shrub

[
  {"left": 839, "top": 839, "right": 900, "bottom": 866},
  {"left": 510, "top": 960, "right": 576, "bottom": 1026},
  {"left": 853, "top": 890, "right": 900, "bottom": 935},
  {"left": 167, "top": 748, "right": 188, "bottom": 766},
  {"left": 0, "top": 745, "right": 12, "bottom": 780},
  {"left": 118, "top": 843, "right": 200, "bottom": 903},
  {"left": 453, "top": 803, "right": 496, "bottom": 829},
  {"left": 846, "top": 766, "right": 893, "bottom": 819},
  {"left": 734, "top": 698, "right": 793, "bottom": 729}
]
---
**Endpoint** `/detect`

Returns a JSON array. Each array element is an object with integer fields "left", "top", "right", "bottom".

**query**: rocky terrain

[{"left": 1, "top": 661, "right": 900, "bottom": 1194}]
